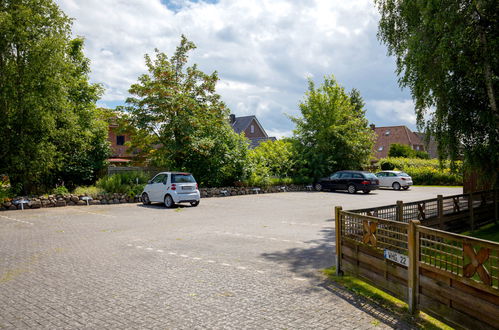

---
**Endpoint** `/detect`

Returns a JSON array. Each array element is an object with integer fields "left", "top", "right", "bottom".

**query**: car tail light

[
  {"left": 171, "top": 184, "right": 176, "bottom": 190},
  {"left": 361, "top": 180, "right": 369, "bottom": 185},
  {"left": 196, "top": 183, "right": 198, "bottom": 190},
  {"left": 401, "top": 178, "right": 406, "bottom": 180}
]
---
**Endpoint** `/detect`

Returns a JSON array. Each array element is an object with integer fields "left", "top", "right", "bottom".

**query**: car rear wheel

[
  {"left": 392, "top": 182, "right": 401, "bottom": 190},
  {"left": 314, "top": 183, "right": 322, "bottom": 191},
  {"left": 347, "top": 184, "right": 357, "bottom": 194},
  {"left": 164, "top": 194, "right": 175, "bottom": 208},
  {"left": 190, "top": 201, "right": 199, "bottom": 207},
  {"left": 142, "top": 193, "right": 151, "bottom": 205}
]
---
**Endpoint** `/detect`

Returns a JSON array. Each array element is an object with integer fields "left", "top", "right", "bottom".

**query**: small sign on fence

[{"left": 384, "top": 249, "right": 409, "bottom": 267}]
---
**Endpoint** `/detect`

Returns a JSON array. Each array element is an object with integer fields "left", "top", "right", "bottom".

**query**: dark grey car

[{"left": 314, "top": 170, "right": 380, "bottom": 194}]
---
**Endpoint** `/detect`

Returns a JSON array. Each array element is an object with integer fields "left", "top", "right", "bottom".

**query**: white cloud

[
  {"left": 55, "top": 0, "right": 409, "bottom": 134},
  {"left": 368, "top": 99, "right": 417, "bottom": 126}
]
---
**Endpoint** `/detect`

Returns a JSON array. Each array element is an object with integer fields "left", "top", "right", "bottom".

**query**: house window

[
  {"left": 385, "top": 130, "right": 390, "bottom": 136},
  {"left": 250, "top": 125, "right": 255, "bottom": 134},
  {"left": 116, "top": 135, "right": 125, "bottom": 146},
  {"left": 378, "top": 146, "right": 384, "bottom": 151}
]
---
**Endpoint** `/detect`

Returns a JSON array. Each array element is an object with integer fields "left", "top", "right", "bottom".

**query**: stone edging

[{"left": 0, "top": 184, "right": 313, "bottom": 211}]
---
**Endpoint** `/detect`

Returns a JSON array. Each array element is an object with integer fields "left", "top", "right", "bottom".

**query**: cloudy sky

[{"left": 56, "top": 0, "right": 416, "bottom": 138}]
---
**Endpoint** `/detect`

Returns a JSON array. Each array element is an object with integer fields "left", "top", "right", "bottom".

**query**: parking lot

[{"left": 0, "top": 187, "right": 461, "bottom": 329}]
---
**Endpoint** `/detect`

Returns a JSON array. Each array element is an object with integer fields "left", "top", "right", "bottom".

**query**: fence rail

[
  {"left": 349, "top": 189, "right": 498, "bottom": 232},
  {"left": 335, "top": 189, "right": 499, "bottom": 329}
]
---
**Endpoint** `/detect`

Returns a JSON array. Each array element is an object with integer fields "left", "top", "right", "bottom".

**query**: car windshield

[
  {"left": 399, "top": 172, "right": 411, "bottom": 177},
  {"left": 364, "top": 173, "right": 378, "bottom": 180},
  {"left": 172, "top": 173, "right": 196, "bottom": 183}
]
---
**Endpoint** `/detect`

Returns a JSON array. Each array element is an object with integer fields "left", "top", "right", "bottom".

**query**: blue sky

[{"left": 56, "top": 0, "right": 416, "bottom": 137}]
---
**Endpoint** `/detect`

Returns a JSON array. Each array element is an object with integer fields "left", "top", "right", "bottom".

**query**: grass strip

[
  {"left": 461, "top": 223, "right": 499, "bottom": 243},
  {"left": 322, "top": 267, "right": 453, "bottom": 330}
]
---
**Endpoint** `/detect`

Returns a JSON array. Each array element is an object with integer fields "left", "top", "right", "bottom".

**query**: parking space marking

[
  {"left": 71, "top": 209, "right": 117, "bottom": 218},
  {"left": 213, "top": 231, "right": 331, "bottom": 247},
  {"left": 0, "top": 214, "right": 34, "bottom": 225},
  {"left": 281, "top": 221, "right": 329, "bottom": 228},
  {"left": 126, "top": 243, "right": 315, "bottom": 284}
]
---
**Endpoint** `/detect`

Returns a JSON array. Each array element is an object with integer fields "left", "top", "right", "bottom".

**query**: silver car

[
  {"left": 141, "top": 172, "right": 200, "bottom": 208},
  {"left": 375, "top": 171, "right": 413, "bottom": 190}
]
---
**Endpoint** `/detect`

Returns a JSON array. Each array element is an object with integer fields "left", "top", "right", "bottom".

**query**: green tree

[
  {"left": 123, "top": 36, "right": 250, "bottom": 186},
  {"left": 249, "top": 139, "right": 295, "bottom": 178},
  {"left": 0, "top": 1, "right": 109, "bottom": 193},
  {"left": 290, "top": 76, "right": 375, "bottom": 179},
  {"left": 388, "top": 143, "right": 415, "bottom": 158},
  {"left": 375, "top": 0, "right": 498, "bottom": 183}
]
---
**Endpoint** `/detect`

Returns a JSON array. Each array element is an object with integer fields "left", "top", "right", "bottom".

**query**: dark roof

[
  {"left": 248, "top": 137, "right": 277, "bottom": 149},
  {"left": 231, "top": 115, "right": 256, "bottom": 134}
]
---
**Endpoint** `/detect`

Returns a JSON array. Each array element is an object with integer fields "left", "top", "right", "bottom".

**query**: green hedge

[{"left": 378, "top": 158, "right": 462, "bottom": 186}]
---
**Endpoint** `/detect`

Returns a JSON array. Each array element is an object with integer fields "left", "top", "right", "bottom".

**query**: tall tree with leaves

[
  {"left": 375, "top": 0, "right": 498, "bottom": 184},
  {"left": 0, "top": 0, "right": 109, "bottom": 193},
  {"left": 290, "top": 76, "right": 375, "bottom": 180},
  {"left": 123, "top": 36, "right": 249, "bottom": 186}
]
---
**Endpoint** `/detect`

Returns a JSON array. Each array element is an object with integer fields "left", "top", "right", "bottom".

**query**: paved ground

[{"left": 0, "top": 187, "right": 461, "bottom": 329}]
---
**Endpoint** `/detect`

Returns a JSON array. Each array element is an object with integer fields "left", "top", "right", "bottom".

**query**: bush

[
  {"left": 52, "top": 186, "right": 69, "bottom": 195},
  {"left": 96, "top": 171, "right": 149, "bottom": 196},
  {"left": 378, "top": 157, "right": 463, "bottom": 186},
  {"left": 0, "top": 186, "right": 11, "bottom": 203},
  {"left": 73, "top": 186, "right": 104, "bottom": 197}
]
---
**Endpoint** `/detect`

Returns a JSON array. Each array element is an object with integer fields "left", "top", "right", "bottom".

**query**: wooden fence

[
  {"left": 350, "top": 189, "right": 498, "bottom": 232},
  {"left": 335, "top": 189, "right": 499, "bottom": 329}
]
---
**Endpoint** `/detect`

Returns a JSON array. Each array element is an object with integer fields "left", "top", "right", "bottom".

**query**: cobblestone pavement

[{"left": 0, "top": 187, "right": 461, "bottom": 329}]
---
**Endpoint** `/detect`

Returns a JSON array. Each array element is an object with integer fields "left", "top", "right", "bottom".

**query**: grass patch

[
  {"left": 322, "top": 267, "right": 453, "bottom": 329},
  {"left": 462, "top": 223, "right": 499, "bottom": 243}
]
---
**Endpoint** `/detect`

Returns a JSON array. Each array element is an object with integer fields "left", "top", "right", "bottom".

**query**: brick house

[
  {"left": 229, "top": 114, "right": 276, "bottom": 148},
  {"left": 371, "top": 124, "right": 437, "bottom": 159},
  {"left": 107, "top": 120, "right": 133, "bottom": 165}
]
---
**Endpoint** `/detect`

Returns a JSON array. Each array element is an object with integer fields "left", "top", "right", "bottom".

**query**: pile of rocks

[{"left": 0, "top": 184, "right": 314, "bottom": 211}]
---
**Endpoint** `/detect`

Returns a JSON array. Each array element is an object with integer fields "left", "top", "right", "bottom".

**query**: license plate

[{"left": 182, "top": 186, "right": 192, "bottom": 190}]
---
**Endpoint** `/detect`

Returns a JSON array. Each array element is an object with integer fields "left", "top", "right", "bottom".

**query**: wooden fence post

[
  {"left": 396, "top": 200, "right": 404, "bottom": 222},
  {"left": 469, "top": 192, "right": 474, "bottom": 232},
  {"left": 437, "top": 195, "right": 443, "bottom": 229},
  {"left": 495, "top": 189, "right": 498, "bottom": 224},
  {"left": 408, "top": 219, "right": 421, "bottom": 314},
  {"left": 335, "top": 206, "right": 343, "bottom": 276}
]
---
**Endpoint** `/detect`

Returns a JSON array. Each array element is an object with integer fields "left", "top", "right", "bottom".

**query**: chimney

[
  {"left": 370, "top": 123, "right": 375, "bottom": 130},
  {"left": 229, "top": 114, "right": 236, "bottom": 124}
]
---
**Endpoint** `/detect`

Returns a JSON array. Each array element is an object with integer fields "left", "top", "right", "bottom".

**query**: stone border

[{"left": 0, "top": 184, "right": 313, "bottom": 211}]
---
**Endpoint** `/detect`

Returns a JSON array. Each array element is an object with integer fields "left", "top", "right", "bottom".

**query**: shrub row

[{"left": 377, "top": 157, "right": 462, "bottom": 186}]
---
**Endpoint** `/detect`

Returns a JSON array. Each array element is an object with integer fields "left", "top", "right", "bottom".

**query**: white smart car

[
  {"left": 375, "top": 170, "right": 413, "bottom": 190},
  {"left": 141, "top": 172, "right": 200, "bottom": 208}
]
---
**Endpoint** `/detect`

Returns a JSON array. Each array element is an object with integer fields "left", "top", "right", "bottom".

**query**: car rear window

[
  {"left": 172, "top": 173, "right": 196, "bottom": 183},
  {"left": 399, "top": 172, "right": 411, "bottom": 177},
  {"left": 363, "top": 173, "right": 378, "bottom": 180}
]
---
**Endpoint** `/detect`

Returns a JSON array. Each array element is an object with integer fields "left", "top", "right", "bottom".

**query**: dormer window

[
  {"left": 378, "top": 146, "right": 384, "bottom": 151},
  {"left": 250, "top": 125, "right": 255, "bottom": 133},
  {"left": 385, "top": 130, "right": 390, "bottom": 136}
]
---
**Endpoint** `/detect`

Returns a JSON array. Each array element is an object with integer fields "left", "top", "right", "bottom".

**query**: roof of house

[
  {"left": 231, "top": 115, "right": 268, "bottom": 138},
  {"left": 372, "top": 125, "right": 425, "bottom": 158}
]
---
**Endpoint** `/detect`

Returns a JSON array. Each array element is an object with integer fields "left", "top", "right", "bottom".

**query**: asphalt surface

[{"left": 0, "top": 187, "right": 462, "bottom": 329}]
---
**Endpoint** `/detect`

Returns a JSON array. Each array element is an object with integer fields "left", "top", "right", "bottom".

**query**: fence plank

[{"left": 408, "top": 220, "right": 420, "bottom": 314}]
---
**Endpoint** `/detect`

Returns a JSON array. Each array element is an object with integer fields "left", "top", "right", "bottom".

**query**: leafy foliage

[
  {"left": 388, "top": 143, "right": 429, "bottom": 159},
  {"left": 96, "top": 172, "right": 149, "bottom": 196},
  {"left": 122, "top": 36, "right": 249, "bottom": 187},
  {"left": 375, "top": 0, "right": 499, "bottom": 185},
  {"left": 52, "top": 186, "right": 69, "bottom": 195},
  {"left": 378, "top": 157, "right": 463, "bottom": 185},
  {"left": 0, "top": 1, "right": 109, "bottom": 193},
  {"left": 290, "top": 76, "right": 375, "bottom": 179},
  {"left": 72, "top": 186, "right": 104, "bottom": 197}
]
